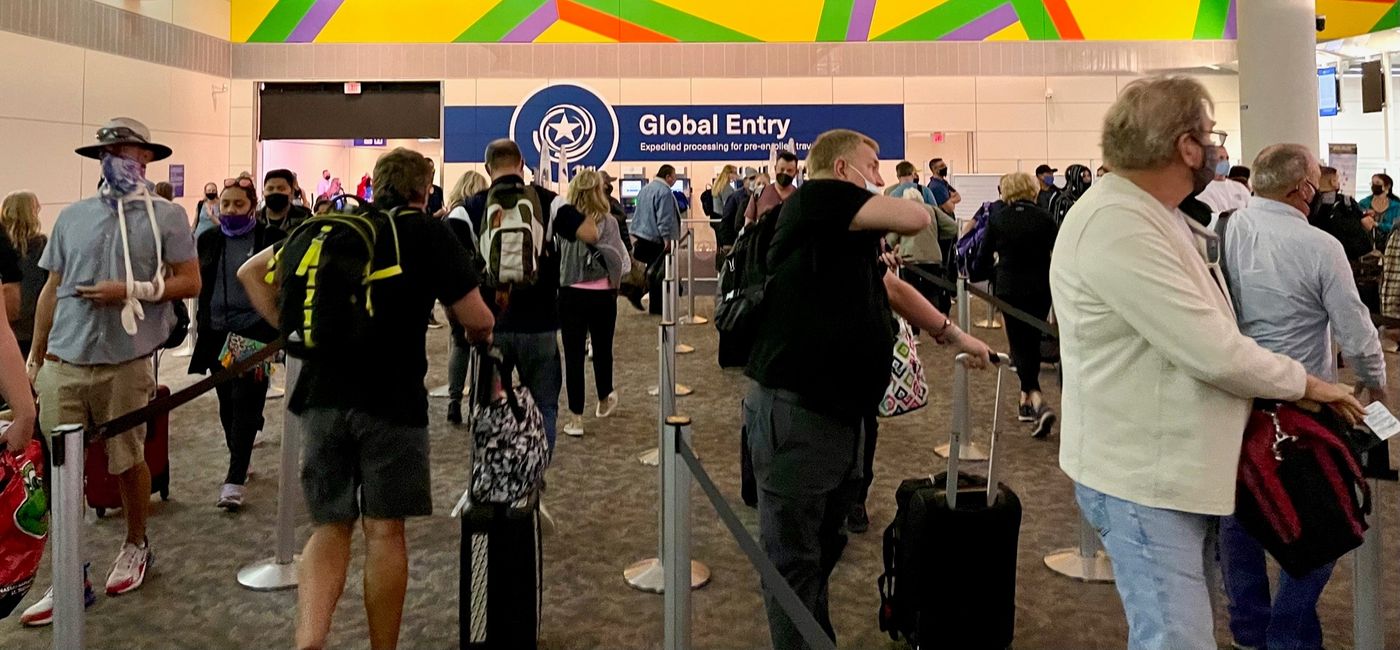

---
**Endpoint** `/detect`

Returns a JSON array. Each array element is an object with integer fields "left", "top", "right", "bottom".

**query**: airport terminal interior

[{"left": 9, "top": 0, "right": 1400, "bottom": 649}]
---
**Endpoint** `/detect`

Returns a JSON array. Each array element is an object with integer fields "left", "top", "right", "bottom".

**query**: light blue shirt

[
  {"left": 1222, "top": 196, "right": 1386, "bottom": 388},
  {"left": 40, "top": 195, "right": 197, "bottom": 365},
  {"left": 885, "top": 181, "right": 938, "bottom": 206},
  {"left": 630, "top": 178, "right": 680, "bottom": 242}
]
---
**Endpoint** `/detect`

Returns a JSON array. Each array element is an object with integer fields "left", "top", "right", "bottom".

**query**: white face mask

[{"left": 849, "top": 165, "right": 880, "bottom": 195}]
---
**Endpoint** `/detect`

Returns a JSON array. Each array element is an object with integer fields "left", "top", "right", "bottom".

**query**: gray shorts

[{"left": 298, "top": 407, "right": 432, "bottom": 524}]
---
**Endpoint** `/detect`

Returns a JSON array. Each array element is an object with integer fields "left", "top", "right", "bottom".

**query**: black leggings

[
  {"left": 999, "top": 291, "right": 1052, "bottom": 394},
  {"left": 559, "top": 287, "right": 618, "bottom": 415},
  {"left": 216, "top": 372, "right": 270, "bottom": 485}
]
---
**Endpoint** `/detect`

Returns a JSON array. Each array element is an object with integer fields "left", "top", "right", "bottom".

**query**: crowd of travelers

[{"left": 0, "top": 72, "right": 1395, "bottom": 650}]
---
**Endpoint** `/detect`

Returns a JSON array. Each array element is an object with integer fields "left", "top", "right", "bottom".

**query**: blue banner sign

[
  {"left": 444, "top": 83, "right": 904, "bottom": 166},
  {"left": 353, "top": 138, "right": 387, "bottom": 147}
]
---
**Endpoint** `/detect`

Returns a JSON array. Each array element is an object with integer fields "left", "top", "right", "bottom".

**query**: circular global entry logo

[{"left": 510, "top": 83, "right": 619, "bottom": 172}]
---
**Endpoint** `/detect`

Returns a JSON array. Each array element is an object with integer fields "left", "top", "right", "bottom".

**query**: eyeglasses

[
  {"left": 96, "top": 126, "right": 148, "bottom": 144},
  {"left": 223, "top": 177, "right": 254, "bottom": 189},
  {"left": 1200, "top": 130, "right": 1229, "bottom": 148}
]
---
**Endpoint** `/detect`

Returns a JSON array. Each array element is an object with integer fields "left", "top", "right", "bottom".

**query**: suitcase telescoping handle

[
  {"left": 450, "top": 344, "right": 487, "bottom": 519},
  {"left": 944, "top": 352, "right": 1010, "bottom": 511}
]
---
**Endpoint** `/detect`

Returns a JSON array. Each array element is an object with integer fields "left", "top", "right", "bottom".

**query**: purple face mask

[
  {"left": 99, "top": 152, "right": 146, "bottom": 196},
  {"left": 219, "top": 211, "right": 256, "bottom": 237}
]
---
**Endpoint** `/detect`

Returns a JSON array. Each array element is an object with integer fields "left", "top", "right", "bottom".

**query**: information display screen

[
  {"left": 1319, "top": 67, "right": 1340, "bottom": 117},
  {"left": 621, "top": 179, "right": 643, "bottom": 198}
]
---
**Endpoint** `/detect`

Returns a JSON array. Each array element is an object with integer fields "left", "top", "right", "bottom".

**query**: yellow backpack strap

[
  {"left": 263, "top": 247, "right": 283, "bottom": 285},
  {"left": 364, "top": 209, "right": 406, "bottom": 314},
  {"left": 298, "top": 227, "right": 332, "bottom": 348}
]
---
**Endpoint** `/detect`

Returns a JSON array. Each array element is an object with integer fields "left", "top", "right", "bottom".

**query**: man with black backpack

[
  {"left": 238, "top": 147, "right": 495, "bottom": 650},
  {"left": 462, "top": 139, "right": 598, "bottom": 453}
]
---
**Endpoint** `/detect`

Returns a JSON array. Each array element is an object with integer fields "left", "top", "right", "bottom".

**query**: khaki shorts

[{"left": 37, "top": 356, "right": 154, "bottom": 475}]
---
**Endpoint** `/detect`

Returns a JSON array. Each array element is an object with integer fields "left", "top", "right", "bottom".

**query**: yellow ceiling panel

[
  {"left": 1066, "top": 0, "right": 1199, "bottom": 40},
  {"left": 538, "top": 20, "right": 617, "bottom": 43},
  {"left": 317, "top": 0, "right": 502, "bottom": 43},
  {"left": 231, "top": 0, "right": 282, "bottom": 42},
  {"left": 655, "top": 0, "right": 827, "bottom": 42},
  {"left": 986, "top": 20, "right": 1030, "bottom": 41},
  {"left": 869, "top": 0, "right": 951, "bottom": 39},
  {"left": 1317, "top": 0, "right": 1394, "bottom": 40}
]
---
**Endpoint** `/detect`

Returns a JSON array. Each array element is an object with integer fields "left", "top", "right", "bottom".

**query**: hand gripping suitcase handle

[{"left": 946, "top": 352, "right": 1009, "bottom": 510}]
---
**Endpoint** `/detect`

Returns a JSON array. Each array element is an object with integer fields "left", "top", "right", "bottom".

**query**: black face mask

[
  {"left": 265, "top": 193, "right": 291, "bottom": 212},
  {"left": 204, "top": 192, "right": 217, "bottom": 201},
  {"left": 1190, "top": 138, "right": 1218, "bottom": 197},
  {"left": 937, "top": 167, "right": 949, "bottom": 178},
  {"left": 1373, "top": 184, "right": 1387, "bottom": 196},
  {"left": 776, "top": 173, "right": 794, "bottom": 187}
]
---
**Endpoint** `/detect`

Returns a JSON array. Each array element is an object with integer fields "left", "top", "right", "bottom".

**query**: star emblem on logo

[{"left": 548, "top": 113, "right": 583, "bottom": 144}]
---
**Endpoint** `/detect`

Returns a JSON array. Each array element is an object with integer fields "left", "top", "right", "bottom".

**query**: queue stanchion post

[
  {"left": 680, "top": 227, "right": 708, "bottom": 327},
  {"left": 663, "top": 416, "right": 707, "bottom": 648},
  {"left": 647, "top": 246, "right": 693, "bottom": 401},
  {"left": 627, "top": 262, "right": 709, "bottom": 592},
  {"left": 238, "top": 356, "right": 303, "bottom": 590},
  {"left": 972, "top": 281, "right": 1003, "bottom": 330},
  {"left": 937, "top": 276, "right": 990, "bottom": 461},
  {"left": 1043, "top": 515, "right": 1114, "bottom": 582},
  {"left": 50, "top": 423, "right": 86, "bottom": 650},
  {"left": 1353, "top": 472, "right": 1384, "bottom": 647}
]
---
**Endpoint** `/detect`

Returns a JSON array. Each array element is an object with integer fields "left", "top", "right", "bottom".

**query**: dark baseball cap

[{"left": 1035, "top": 164, "right": 1058, "bottom": 176}]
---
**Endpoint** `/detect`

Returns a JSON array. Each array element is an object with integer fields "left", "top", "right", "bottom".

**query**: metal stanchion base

[
  {"left": 934, "top": 442, "right": 990, "bottom": 461},
  {"left": 237, "top": 556, "right": 302, "bottom": 591},
  {"left": 676, "top": 344, "right": 695, "bottom": 355},
  {"left": 638, "top": 447, "right": 659, "bottom": 466},
  {"left": 647, "top": 384, "right": 694, "bottom": 397},
  {"left": 623, "top": 558, "right": 711, "bottom": 593},
  {"left": 429, "top": 384, "right": 451, "bottom": 398},
  {"left": 680, "top": 316, "right": 709, "bottom": 325},
  {"left": 973, "top": 318, "right": 1003, "bottom": 330},
  {"left": 1044, "top": 549, "right": 1114, "bottom": 583}
]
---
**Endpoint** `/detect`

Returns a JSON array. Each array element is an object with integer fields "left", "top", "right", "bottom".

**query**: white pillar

[{"left": 1237, "top": 0, "right": 1320, "bottom": 162}]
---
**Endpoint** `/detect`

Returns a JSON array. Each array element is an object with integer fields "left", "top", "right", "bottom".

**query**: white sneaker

[
  {"left": 562, "top": 414, "right": 585, "bottom": 437},
  {"left": 217, "top": 483, "right": 246, "bottom": 511},
  {"left": 596, "top": 392, "right": 618, "bottom": 418},
  {"left": 105, "top": 541, "right": 153, "bottom": 596},
  {"left": 266, "top": 384, "right": 285, "bottom": 399},
  {"left": 19, "top": 564, "right": 95, "bottom": 627}
]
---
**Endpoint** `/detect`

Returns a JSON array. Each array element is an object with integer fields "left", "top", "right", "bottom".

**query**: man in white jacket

[{"left": 1050, "top": 77, "right": 1364, "bottom": 650}]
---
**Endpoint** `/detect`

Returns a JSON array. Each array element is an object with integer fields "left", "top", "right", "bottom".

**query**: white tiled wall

[
  {"left": 1319, "top": 76, "right": 1400, "bottom": 195},
  {"left": 94, "top": 0, "right": 231, "bottom": 40},
  {"left": 0, "top": 31, "right": 231, "bottom": 229}
]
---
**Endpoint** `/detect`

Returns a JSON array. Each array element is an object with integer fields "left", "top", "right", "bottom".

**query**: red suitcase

[{"left": 84, "top": 385, "right": 171, "bottom": 518}]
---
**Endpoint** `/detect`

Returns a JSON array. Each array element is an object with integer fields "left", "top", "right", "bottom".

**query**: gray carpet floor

[{"left": 5, "top": 295, "right": 1400, "bottom": 650}]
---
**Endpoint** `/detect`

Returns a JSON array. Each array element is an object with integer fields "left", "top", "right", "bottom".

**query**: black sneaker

[
  {"left": 622, "top": 286, "right": 645, "bottom": 312},
  {"left": 447, "top": 400, "right": 462, "bottom": 425},
  {"left": 846, "top": 504, "right": 870, "bottom": 534},
  {"left": 1018, "top": 404, "right": 1035, "bottom": 422},
  {"left": 1033, "top": 406, "right": 1057, "bottom": 439}
]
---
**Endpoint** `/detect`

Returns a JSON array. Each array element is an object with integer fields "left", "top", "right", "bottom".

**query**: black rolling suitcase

[
  {"left": 878, "top": 353, "right": 1022, "bottom": 650},
  {"left": 454, "top": 347, "right": 544, "bottom": 650}
]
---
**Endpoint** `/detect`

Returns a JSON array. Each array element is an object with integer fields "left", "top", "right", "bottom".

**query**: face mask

[
  {"left": 776, "top": 173, "right": 794, "bottom": 187},
  {"left": 1215, "top": 160, "right": 1231, "bottom": 177},
  {"left": 846, "top": 163, "right": 880, "bottom": 195},
  {"left": 1042, "top": 174, "right": 1055, "bottom": 186},
  {"left": 264, "top": 193, "right": 291, "bottom": 212},
  {"left": 1190, "top": 138, "right": 1218, "bottom": 196},
  {"left": 1320, "top": 191, "right": 1337, "bottom": 206},
  {"left": 938, "top": 167, "right": 949, "bottom": 178},
  {"left": 219, "top": 210, "right": 256, "bottom": 237},
  {"left": 100, "top": 152, "right": 146, "bottom": 196},
  {"left": 1373, "top": 184, "right": 1386, "bottom": 196},
  {"left": 323, "top": 173, "right": 330, "bottom": 180},
  {"left": 204, "top": 192, "right": 217, "bottom": 201}
]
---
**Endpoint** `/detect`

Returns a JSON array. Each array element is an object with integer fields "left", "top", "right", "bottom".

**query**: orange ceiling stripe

[
  {"left": 1043, "top": 0, "right": 1084, "bottom": 39},
  {"left": 557, "top": 0, "right": 676, "bottom": 42}
]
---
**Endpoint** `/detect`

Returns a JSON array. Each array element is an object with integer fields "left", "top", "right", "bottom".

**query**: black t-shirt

[
  {"left": 745, "top": 180, "right": 892, "bottom": 418},
  {"left": 0, "top": 229, "right": 24, "bottom": 284},
  {"left": 428, "top": 185, "right": 446, "bottom": 215},
  {"left": 290, "top": 207, "right": 480, "bottom": 427},
  {"left": 464, "top": 176, "right": 586, "bottom": 333}
]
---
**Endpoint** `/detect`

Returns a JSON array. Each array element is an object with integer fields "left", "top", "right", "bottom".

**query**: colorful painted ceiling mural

[{"left": 232, "top": 0, "right": 1400, "bottom": 44}]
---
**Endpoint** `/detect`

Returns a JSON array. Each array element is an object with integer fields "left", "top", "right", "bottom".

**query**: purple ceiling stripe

[
  {"left": 941, "top": 2, "right": 1018, "bottom": 41},
  {"left": 503, "top": 1, "right": 560, "bottom": 43},
  {"left": 287, "top": 0, "right": 346, "bottom": 43},
  {"left": 846, "top": 0, "right": 877, "bottom": 42},
  {"left": 1224, "top": 0, "right": 1238, "bottom": 40}
]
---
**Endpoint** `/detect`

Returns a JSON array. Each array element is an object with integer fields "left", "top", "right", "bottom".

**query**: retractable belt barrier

[
  {"left": 671, "top": 424, "right": 838, "bottom": 650},
  {"left": 901, "top": 265, "right": 1058, "bottom": 339},
  {"left": 48, "top": 338, "right": 288, "bottom": 650}
]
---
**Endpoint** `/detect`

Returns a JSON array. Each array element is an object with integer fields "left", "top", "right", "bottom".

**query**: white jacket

[{"left": 1050, "top": 174, "right": 1307, "bottom": 515}]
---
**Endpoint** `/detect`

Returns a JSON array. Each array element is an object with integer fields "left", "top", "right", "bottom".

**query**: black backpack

[
  {"left": 267, "top": 205, "right": 403, "bottom": 359},
  {"left": 714, "top": 204, "right": 781, "bottom": 337}
]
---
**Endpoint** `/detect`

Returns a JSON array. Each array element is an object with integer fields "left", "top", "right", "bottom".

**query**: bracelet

[{"left": 933, "top": 316, "right": 953, "bottom": 344}]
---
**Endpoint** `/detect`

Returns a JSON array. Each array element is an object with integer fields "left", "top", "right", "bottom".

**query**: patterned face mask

[{"left": 100, "top": 151, "right": 147, "bottom": 196}]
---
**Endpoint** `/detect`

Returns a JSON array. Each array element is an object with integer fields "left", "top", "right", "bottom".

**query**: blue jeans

[
  {"left": 1075, "top": 483, "right": 1217, "bottom": 650},
  {"left": 491, "top": 331, "right": 562, "bottom": 454},
  {"left": 1218, "top": 515, "right": 1334, "bottom": 650}
]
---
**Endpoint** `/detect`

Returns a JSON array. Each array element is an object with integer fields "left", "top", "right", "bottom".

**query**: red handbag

[
  {"left": 1234, "top": 401, "right": 1370, "bottom": 577},
  {"left": 0, "top": 435, "right": 48, "bottom": 619}
]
